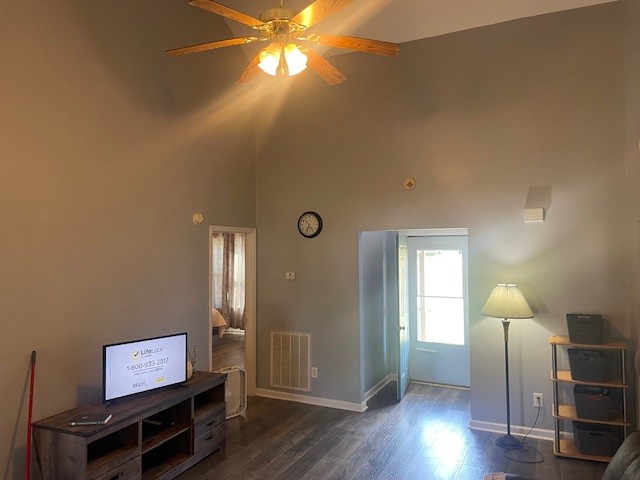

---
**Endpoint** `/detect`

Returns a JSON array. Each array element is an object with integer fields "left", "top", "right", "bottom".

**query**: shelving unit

[
  {"left": 32, "top": 371, "right": 226, "bottom": 480},
  {"left": 550, "top": 335, "right": 629, "bottom": 462}
]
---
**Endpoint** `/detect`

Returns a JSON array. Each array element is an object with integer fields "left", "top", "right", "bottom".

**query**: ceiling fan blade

[
  {"left": 307, "top": 33, "right": 399, "bottom": 57},
  {"left": 236, "top": 52, "right": 264, "bottom": 85},
  {"left": 291, "top": 0, "right": 353, "bottom": 29},
  {"left": 189, "top": 0, "right": 264, "bottom": 27},
  {"left": 304, "top": 48, "right": 346, "bottom": 86},
  {"left": 166, "top": 37, "right": 255, "bottom": 56}
]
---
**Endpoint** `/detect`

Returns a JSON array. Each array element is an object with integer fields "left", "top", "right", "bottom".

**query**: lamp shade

[
  {"left": 211, "top": 308, "right": 227, "bottom": 328},
  {"left": 481, "top": 284, "right": 534, "bottom": 319}
]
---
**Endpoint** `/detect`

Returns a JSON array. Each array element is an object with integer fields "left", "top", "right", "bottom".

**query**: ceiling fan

[{"left": 166, "top": 0, "right": 400, "bottom": 86}]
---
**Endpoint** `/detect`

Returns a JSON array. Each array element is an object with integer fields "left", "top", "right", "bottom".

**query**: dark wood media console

[{"left": 32, "top": 372, "right": 226, "bottom": 480}]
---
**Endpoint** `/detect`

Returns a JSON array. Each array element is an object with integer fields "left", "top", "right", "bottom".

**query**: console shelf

[
  {"left": 142, "top": 454, "right": 191, "bottom": 480},
  {"left": 32, "top": 372, "right": 226, "bottom": 480},
  {"left": 141, "top": 424, "right": 191, "bottom": 454}
]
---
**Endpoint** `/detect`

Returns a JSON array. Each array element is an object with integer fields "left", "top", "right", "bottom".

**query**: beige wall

[
  {"left": 255, "top": 3, "right": 631, "bottom": 433},
  {"left": 623, "top": 0, "right": 640, "bottom": 424},
  {"left": 0, "top": 1, "right": 255, "bottom": 476}
]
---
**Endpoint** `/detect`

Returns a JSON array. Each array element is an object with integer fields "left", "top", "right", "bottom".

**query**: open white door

[
  {"left": 397, "top": 234, "right": 410, "bottom": 400},
  {"left": 408, "top": 235, "right": 470, "bottom": 387}
]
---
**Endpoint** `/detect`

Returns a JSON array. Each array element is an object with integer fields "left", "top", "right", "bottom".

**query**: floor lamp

[{"left": 481, "top": 283, "right": 534, "bottom": 449}]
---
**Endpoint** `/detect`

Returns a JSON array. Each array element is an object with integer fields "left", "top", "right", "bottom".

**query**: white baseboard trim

[
  {"left": 389, "top": 373, "right": 398, "bottom": 382},
  {"left": 255, "top": 388, "right": 368, "bottom": 412},
  {"left": 364, "top": 374, "right": 394, "bottom": 402},
  {"left": 468, "top": 419, "right": 555, "bottom": 442},
  {"left": 222, "top": 327, "right": 245, "bottom": 336}
]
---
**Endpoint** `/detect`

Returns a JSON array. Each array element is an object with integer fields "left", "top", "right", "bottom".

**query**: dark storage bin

[
  {"left": 568, "top": 348, "right": 605, "bottom": 382},
  {"left": 567, "top": 314, "right": 604, "bottom": 345},
  {"left": 574, "top": 385, "right": 613, "bottom": 421},
  {"left": 572, "top": 421, "right": 620, "bottom": 456}
]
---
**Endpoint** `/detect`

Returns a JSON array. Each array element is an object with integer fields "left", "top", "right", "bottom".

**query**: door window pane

[
  {"left": 416, "top": 249, "right": 464, "bottom": 345},
  {"left": 417, "top": 297, "right": 464, "bottom": 345},
  {"left": 417, "top": 250, "right": 462, "bottom": 298}
]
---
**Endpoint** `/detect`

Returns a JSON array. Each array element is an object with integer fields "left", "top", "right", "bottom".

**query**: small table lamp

[
  {"left": 481, "top": 283, "right": 534, "bottom": 449},
  {"left": 211, "top": 308, "right": 227, "bottom": 338}
]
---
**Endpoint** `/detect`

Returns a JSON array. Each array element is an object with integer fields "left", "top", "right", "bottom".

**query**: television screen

[{"left": 103, "top": 332, "right": 187, "bottom": 403}]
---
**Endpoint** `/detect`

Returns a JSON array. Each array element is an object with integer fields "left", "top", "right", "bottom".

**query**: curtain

[{"left": 212, "top": 232, "right": 246, "bottom": 329}]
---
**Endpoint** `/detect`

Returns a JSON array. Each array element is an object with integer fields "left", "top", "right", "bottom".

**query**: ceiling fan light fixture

[
  {"left": 284, "top": 43, "right": 307, "bottom": 76},
  {"left": 258, "top": 43, "right": 307, "bottom": 77},
  {"left": 258, "top": 45, "right": 282, "bottom": 76}
]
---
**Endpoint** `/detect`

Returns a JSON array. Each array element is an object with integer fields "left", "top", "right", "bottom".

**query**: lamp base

[{"left": 495, "top": 434, "right": 522, "bottom": 450}]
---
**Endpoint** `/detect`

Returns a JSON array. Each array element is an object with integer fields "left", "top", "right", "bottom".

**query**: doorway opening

[
  {"left": 208, "top": 225, "right": 256, "bottom": 396},
  {"left": 358, "top": 228, "right": 469, "bottom": 403}
]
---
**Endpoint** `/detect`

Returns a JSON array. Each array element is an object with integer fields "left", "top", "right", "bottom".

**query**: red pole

[{"left": 25, "top": 351, "right": 36, "bottom": 480}]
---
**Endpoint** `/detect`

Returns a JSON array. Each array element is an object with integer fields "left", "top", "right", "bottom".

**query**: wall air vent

[{"left": 270, "top": 330, "right": 311, "bottom": 392}]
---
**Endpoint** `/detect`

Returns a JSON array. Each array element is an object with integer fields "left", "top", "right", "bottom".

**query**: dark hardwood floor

[
  {"left": 212, "top": 332, "right": 245, "bottom": 371},
  {"left": 178, "top": 382, "right": 607, "bottom": 480}
]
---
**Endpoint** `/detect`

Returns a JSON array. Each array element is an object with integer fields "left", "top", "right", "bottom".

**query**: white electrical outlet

[
  {"left": 533, "top": 392, "right": 543, "bottom": 408},
  {"left": 311, "top": 367, "right": 318, "bottom": 378}
]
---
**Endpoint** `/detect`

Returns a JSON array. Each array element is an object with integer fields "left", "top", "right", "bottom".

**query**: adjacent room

[{"left": 2, "top": 0, "right": 639, "bottom": 479}]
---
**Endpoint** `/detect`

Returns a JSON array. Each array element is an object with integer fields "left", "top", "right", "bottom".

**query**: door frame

[{"left": 208, "top": 225, "right": 256, "bottom": 396}]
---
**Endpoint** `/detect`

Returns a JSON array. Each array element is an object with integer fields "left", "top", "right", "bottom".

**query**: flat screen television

[{"left": 103, "top": 332, "right": 188, "bottom": 403}]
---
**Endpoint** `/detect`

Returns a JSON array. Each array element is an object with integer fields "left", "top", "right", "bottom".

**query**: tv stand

[{"left": 31, "top": 372, "right": 226, "bottom": 480}]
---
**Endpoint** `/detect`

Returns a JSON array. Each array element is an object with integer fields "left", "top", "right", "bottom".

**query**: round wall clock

[{"left": 297, "top": 211, "right": 323, "bottom": 238}]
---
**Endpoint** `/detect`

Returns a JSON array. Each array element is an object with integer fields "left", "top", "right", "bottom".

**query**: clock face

[{"left": 298, "top": 211, "right": 323, "bottom": 238}]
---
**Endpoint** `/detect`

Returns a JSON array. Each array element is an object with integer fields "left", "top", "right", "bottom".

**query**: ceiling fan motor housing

[{"left": 259, "top": 7, "right": 297, "bottom": 22}]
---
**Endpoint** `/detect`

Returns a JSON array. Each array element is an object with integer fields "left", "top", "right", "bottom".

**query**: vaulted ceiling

[{"left": 215, "top": 0, "right": 616, "bottom": 57}]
